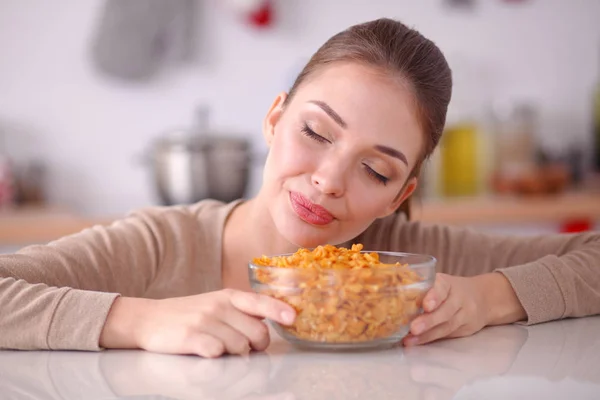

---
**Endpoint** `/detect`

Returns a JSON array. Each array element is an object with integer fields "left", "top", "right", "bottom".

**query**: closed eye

[
  {"left": 301, "top": 123, "right": 330, "bottom": 144},
  {"left": 302, "top": 122, "right": 389, "bottom": 185},
  {"left": 363, "top": 164, "right": 389, "bottom": 185}
]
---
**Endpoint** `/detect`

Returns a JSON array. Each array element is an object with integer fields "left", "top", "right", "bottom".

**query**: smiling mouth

[{"left": 289, "top": 191, "right": 335, "bottom": 226}]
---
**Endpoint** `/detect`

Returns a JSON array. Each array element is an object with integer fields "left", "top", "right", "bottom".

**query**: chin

[
  {"left": 289, "top": 232, "right": 333, "bottom": 249},
  {"left": 274, "top": 214, "right": 360, "bottom": 249}
]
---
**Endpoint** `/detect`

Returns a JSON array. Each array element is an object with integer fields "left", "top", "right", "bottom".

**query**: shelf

[
  {"left": 0, "top": 205, "right": 114, "bottom": 246},
  {"left": 411, "top": 191, "right": 600, "bottom": 225}
]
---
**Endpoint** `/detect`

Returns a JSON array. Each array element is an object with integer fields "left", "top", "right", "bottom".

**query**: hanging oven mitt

[{"left": 88, "top": 0, "right": 196, "bottom": 82}]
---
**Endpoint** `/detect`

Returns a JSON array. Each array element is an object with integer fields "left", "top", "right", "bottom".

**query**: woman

[{"left": 1, "top": 18, "right": 599, "bottom": 358}]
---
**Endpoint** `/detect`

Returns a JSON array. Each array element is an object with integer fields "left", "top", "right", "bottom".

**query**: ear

[
  {"left": 263, "top": 91, "right": 288, "bottom": 147},
  {"left": 379, "top": 177, "right": 418, "bottom": 218}
]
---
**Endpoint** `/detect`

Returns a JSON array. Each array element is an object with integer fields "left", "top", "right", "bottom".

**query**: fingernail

[
  {"left": 412, "top": 322, "right": 425, "bottom": 335},
  {"left": 404, "top": 336, "right": 420, "bottom": 346},
  {"left": 281, "top": 310, "right": 295, "bottom": 325},
  {"left": 425, "top": 300, "right": 436, "bottom": 311}
]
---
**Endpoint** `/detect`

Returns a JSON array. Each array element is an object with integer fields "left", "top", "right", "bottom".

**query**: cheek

[
  {"left": 268, "top": 128, "right": 315, "bottom": 178},
  {"left": 347, "top": 187, "right": 393, "bottom": 219}
]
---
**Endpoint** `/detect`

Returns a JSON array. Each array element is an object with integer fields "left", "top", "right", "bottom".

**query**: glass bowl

[{"left": 248, "top": 250, "right": 436, "bottom": 350}]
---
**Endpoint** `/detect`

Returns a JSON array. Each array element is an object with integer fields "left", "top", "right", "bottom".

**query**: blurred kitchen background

[{"left": 1, "top": 0, "right": 600, "bottom": 252}]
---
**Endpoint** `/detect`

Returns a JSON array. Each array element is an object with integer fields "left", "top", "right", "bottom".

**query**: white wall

[{"left": 1, "top": 0, "right": 599, "bottom": 216}]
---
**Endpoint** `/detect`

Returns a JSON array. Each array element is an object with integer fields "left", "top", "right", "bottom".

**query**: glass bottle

[
  {"left": 593, "top": 56, "right": 600, "bottom": 173},
  {"left": 0, "top": 131, "right": 15, "bottom": 207},
  {"left": 491, "top": 100, "right": 538, "bottom": 193}
]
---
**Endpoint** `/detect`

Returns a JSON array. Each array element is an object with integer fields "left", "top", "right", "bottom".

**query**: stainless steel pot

[{"left": 147, "top": 132, "right": 253, "bottom": 205}]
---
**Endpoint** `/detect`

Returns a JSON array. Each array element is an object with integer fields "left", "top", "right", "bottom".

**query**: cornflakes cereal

[{"left": 251, "top": 244, "right": 428, "bottom": 343}]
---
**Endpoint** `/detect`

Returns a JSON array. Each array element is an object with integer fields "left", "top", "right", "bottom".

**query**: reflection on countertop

[{"left": 0, "top": 317, "right": 599, "bottom": 399}]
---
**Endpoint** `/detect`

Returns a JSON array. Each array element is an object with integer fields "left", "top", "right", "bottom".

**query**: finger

[
  {"left": 410, "top": 293, "right": 460, "bottom": 336},
  {"left": 407, "top": 317, "right": 464, "bottom": 346},
  {"left": 408, "top": 321, "right": 451, "bottom": 345},
  {"left": 186, "top": 333, "right": 225, "bottom": 358},
  {"left": 224, "top": 311, "right": 271, "bottom": 352},
  {"left": 229, "top": 290, "right": 296, "bottom": 326},
  {"left": 203, "top": 319, "right": 251, "bottom": 355},
  {"left": 422, "top": 274, "right": 451, "bottom": 312},
  {"left": 233, "top": 312, "right": 271, "bottom": 351}
]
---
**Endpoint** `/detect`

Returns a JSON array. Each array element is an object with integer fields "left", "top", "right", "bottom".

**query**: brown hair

[{"left": 283, "top": 18, "right": 453, "bottom": 218}]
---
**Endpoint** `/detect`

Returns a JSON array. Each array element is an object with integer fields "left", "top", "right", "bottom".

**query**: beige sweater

[{"left": 1, "top": 199, "right": 599, "bottom": 351}]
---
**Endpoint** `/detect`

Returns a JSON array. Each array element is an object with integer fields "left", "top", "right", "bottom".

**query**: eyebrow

[
  {"left": 375, "top": 145, "right": 408, "bottom": 166},
  {"left": 309, "top": 100, "right": 348, "bottom": 128},
  {"left": 309, "top": 99, "right": 408, "bottom": 166}
]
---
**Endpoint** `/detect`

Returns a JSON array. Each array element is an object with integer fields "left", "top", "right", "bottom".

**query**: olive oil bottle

[{"left": 440, "top": 120, "right": 482, "bottom": 197}]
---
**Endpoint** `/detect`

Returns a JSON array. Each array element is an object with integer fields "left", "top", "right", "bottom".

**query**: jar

[{"left": 490, "top": 101, "right": 538, "bottom": 193}]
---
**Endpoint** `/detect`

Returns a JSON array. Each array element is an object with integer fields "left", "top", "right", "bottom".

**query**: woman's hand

[
  {"left": 100, "top": 289, "right": 296, "bottom": 358},
  {"left": 403, "top": 272, "right": 526, "bottom": 346}
]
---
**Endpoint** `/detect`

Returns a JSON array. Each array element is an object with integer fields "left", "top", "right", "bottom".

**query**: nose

[{"left": 311, "top": 157, "right": 346, "bottom": 197}]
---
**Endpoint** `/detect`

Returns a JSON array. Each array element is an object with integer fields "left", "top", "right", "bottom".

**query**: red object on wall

[
  {"left": 248, "top": 0, "right": 272, "bottom": 27},
  {"left": 228, "top": 0, "right": 273, "bottom": 28},
  {"left": 560, "top": 218, "right": 592, "bottom": 233}
]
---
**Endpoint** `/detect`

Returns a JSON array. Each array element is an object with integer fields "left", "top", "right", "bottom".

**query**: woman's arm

[
  {"left": 359, "top": 216, "right": 600, "bottom": 325},
  {"left": 0, "top": 206, "right": 192, "bottom": 351}
]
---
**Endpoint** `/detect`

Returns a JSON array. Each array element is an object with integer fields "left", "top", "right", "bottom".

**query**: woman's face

[{"left": 259, "top": 62, "right": 424, "bottom": 248}]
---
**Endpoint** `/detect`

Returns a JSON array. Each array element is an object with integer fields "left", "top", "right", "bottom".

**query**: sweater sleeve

[
  {"left": 357, "top": 216, "right": 600, "bottom": 325},
  {"left": 0, "top": 206, "right": 188, "bottom": 351}
]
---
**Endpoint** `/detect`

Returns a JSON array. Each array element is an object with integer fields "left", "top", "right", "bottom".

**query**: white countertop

[{"left": 1, "top": 316, "right": 599, "bottom": 400}]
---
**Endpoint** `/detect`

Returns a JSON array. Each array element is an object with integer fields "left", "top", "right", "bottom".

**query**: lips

[{"left": 289, "top": 191, "right": 335, "bottom": 226}]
